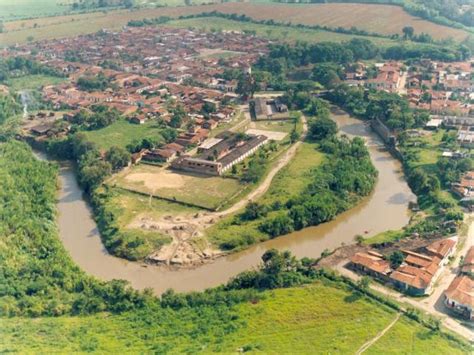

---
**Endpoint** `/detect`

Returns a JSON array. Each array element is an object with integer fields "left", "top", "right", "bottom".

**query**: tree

[
  {"left": 357, "top": 276, "right": 371, "bottom": 290},
  {"left": 241, "top": 202, "right": 268, "bottom": 221},
  {"left": 290, "top": 128, "right": 300, "bottom": 143},
  {"left": 308, "top": 116, "right": 337, "bottom": 141},
  {"left": 105, "top": 146, "right": 131, "bottom": 171},
  {"left": 389, "top": 251, "right": 405, "bottom": 269},
  {"left": 402, "top": 26, "right": 414, "bottom": 40}
]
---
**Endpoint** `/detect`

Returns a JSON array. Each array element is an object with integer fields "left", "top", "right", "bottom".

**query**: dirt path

[
  {"left": 334, "top": 215, "right": 474, "bottom": 342},
  {"left": 143, "top": 114, "right": 308, "bottom": 265},
  {"left": 356, "top": 313, "right": 401, "bottom": 354}
]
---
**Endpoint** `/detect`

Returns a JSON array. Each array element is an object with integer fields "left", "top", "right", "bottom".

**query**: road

[
  {"left": 147, "top": 114, "right": 308, "bottom": 264},
  {"left": 335, "top": 215, "right": 474, "bottom": 341},
  {"left": 217, "top": 114, "right": 308, "bottom": 216}
]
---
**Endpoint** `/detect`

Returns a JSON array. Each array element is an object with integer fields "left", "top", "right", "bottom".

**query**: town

[{"left": 0, "top": 1, "right": 473, "bottom": 352}]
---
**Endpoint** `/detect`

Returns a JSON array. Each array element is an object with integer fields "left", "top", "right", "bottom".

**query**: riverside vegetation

[{"left": 0, "top": 143, "right": 469, "bottom": 352}]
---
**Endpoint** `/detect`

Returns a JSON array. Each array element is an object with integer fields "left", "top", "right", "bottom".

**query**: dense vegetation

[
  {"left": 327, "top": 85, "right": 430, "bottom": 130},
  {"left": 210, "top": 104, "right": 377, "bottom": 251},
  {"left": 0, "top": 141, "right": 148, "bottom": 317},
  {"left": 0, "top": 56, "right": 65, "bottom": 84},
  {"left": 0, "top": 93, "right": 21, "bottom": 126}
]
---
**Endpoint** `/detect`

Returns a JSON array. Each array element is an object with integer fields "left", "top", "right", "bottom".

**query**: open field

[
  {"left": 167, "top": 17, "right": 397, "bottom": 46},
  {"left": 0, "top": 281, "right": 468, "bottom": 353},
  {"left": 6, "top": 74, "right": 67, "bottom": 92},
  {"left": 0, "top": 0, "right": 72, "bottom": 21},
  {"left": 365, "top": 316, "right": 468, "bottom": 354},
  {"left": 0, "top": 3, "right": 468, "bottom": 46},
  {"left": 82, "top": 119, "right": 164, "bottom": 151},
  {"left": 111, "top": 164, "right": 244, "bottom": 210}
]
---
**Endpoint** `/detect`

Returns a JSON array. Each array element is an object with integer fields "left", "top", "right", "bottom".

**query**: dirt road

[
  {"left": 145, "top": 115, "right": 308, "bottom": 265},
  {"left": 356, "top": 313, "right": 401, "bottom": 354}
]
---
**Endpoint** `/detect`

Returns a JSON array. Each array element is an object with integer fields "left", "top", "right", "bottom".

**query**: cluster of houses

[
  {"left": 344, "top": 59, "right": 473, "bottom": 117},
  {"left": 444, "top": 246, "right": 473, "bottom": 321},
  {"left": 350, "top": 238, "right": 457, "bottom": 296}
]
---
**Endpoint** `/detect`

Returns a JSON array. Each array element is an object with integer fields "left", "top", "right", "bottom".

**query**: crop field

[
  {"left": 0, "top": 0, "right": 72, "bottom": 21},
  {"left": 0, "top": 281, "right": 468, "bottom": 353},
  {"left": 166, "top": 17, "right": 397, "bottom": 46},
  {"left": 82, "top": 119, "right": 164, "bottom": 151},
  {"left": 111, "top": 164, "right": 244, "bottom": 210},
  {"left": 0, "top": 2, "right": 468, "bottom": 46}
]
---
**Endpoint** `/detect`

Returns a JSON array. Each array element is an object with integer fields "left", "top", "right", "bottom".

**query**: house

[
  {"left": 143, "top": 148, "right": 177, "bottom": 163},
  {"left": 171, "top": 156, "right": 222, "bottom": 175},
  {"left": 349, "top": 251, "right": 391, "bottom": 281},
  {"left": 390, "top": 263, "right": 438, "bottom": 296},
  {"left": 424, "top": 238, "right": 456, "bottom": 262},
  {"left": 30, "top": 124, "right": 54, "bottom": 136},
  {"left": 130, "top": 115, "right": 146, "bottom": 124},
  {"left": 131, "top": 149, "right": 148, "bottom": 164},
  {"left": 390, "top": 249, "right": 444, "bottom": 295},
  {"left": 251, "top": 98, "right": 290, "bottom": 121},
  {"left": 452, "top": 171, "right": 474, "bottom": 198},
  {"left": 460, "top": 246, "right": 474, "bottom": 274},
  {"left": 444, "top": 275, "right": 474, "bottom": 320}
]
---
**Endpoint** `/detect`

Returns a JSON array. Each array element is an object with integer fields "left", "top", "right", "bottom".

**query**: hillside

[{"left": 0, "top": 2, "right": 470, "bottom": 46}]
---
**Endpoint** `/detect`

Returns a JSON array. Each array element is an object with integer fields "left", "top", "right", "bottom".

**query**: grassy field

[
  {"left": 0, "top": 0, "right": 72, "bottom": 21},
  {"left": 366, "top": 316, "right": 468, "bottom": 354},
  {"left": 0, "top": 2, "right": 468, "bottom": 46},
  {"left": 0, "top": 281, "right": 468, "bottom": 353},
  {"left": 6, "top": 74, "right": 67, "bottom": 92},
  {"left": 207, "top": 141, "right": 324, "bottom": 249},
  {"left": 167, "top": 17, "right": 397, "bottom": 46},
  {"left": 111, "top": 164, "right": 245, "bottom": 210},
  {"left": 82, "top": 119, "right": 164, "bottom": 151}
]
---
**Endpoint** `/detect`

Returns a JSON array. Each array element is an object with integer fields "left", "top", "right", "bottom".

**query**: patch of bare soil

[
  {"left": 128, "top": 214, "right": 224, "bottom": 267},
  {"left": 124, "top": 170, "right": 185, "bottom": 190}
]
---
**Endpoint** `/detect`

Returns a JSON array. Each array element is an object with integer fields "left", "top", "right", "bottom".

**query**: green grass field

[
  {"left": 82, "top": 119, "right": 164, "bottom": 151},
  {"left": 6, "top": 74, "right": 67, "bottom": 92},
  {"left": 0, "top": 0, "right": 71, "bottom": 21},
  {"left": 207, "top": 141, "right": 324, "bottom": 249},
  {"left": 111, "top": 164, "right": 245, "bottom": 210},
  {"left": 166, "top": 17, "right": 397, "bottom": 46},
  {"left": 0, "top": 281, "right": 468, "bottom": 353}
]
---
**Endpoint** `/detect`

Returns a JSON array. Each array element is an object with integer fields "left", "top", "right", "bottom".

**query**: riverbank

[{"left": 51, "top": 108, "right": 414, "bottom": 295}]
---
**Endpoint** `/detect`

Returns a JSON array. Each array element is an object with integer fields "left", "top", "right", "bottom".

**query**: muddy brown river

[{"left": 53, "top": 109, "right": 415, "bottom": 294}]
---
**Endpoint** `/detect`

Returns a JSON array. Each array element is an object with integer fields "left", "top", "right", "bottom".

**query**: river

[{"left": 54, "top": 108, "right": 416, "bottom": 294}]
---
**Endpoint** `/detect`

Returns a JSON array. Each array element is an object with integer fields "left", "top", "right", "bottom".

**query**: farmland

[
  {"left": 166, "top": 17, "right": 397, "bottom": 46},
  {"left": 110, "top": 164, "right": 245, "bottom": 210},
  {"left": 82, "top": 119, "right": 164, "bottom": 151},
  {"left": 0, "top": 2, "right": 469, "bottom": 46},
  {"left": 0, "top": 281, "right": 468, "bottom": 353}
]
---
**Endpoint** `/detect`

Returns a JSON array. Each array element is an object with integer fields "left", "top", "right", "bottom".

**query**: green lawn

[
  {"left": 83, "top": 119, "right": 164, "bottom": 151},
  {"left": 0, "top": 281, "right": 468, "bottom": 353},
  {"left": 6, "top": 74, "right": 67, "bottom": 92},
  {"left": 111, "top": 164, "right": 245, "bottom": 210},
  {"left": 165, "top": 17, "right": 398, "bottom": 46}
]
